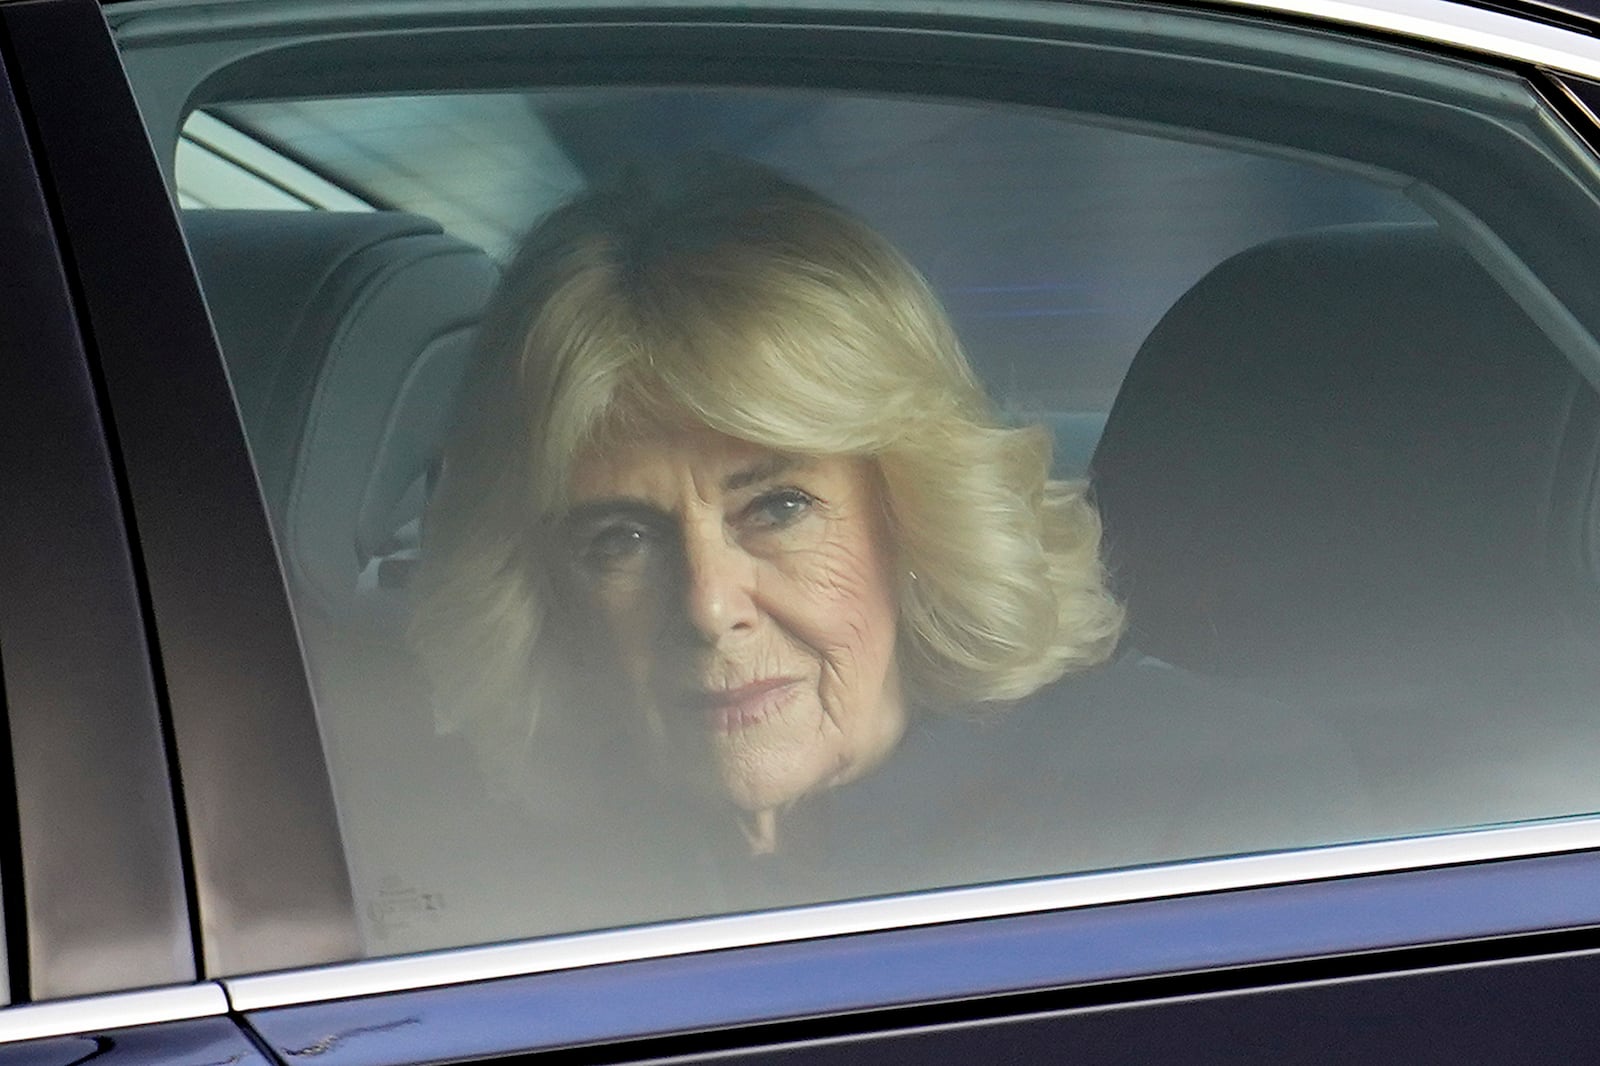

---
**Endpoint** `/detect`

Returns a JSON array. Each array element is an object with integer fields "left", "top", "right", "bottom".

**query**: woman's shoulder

[
  {"left": 824, "top": 654, "right": 1375, "bottom": 884},
  {"left": 1003, "top": 654, "right": 1376, "bottom": 865},
  {"left": 1024, "top": 654, "right": 1357, "bottom": 764}
]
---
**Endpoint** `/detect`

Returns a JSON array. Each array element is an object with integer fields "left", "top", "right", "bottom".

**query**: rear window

[{"left": 124, "top": 5, "right": 1600, "bottom": 961}]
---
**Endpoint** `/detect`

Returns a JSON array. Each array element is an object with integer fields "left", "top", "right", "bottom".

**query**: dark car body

[{"left": 2, "top": 0, "right": 1600, "bottom": 1061}]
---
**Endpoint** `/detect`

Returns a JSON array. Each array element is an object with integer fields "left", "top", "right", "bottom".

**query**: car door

[{"left": 5, "top": 0, "right": 1600, "bottom": 1061}]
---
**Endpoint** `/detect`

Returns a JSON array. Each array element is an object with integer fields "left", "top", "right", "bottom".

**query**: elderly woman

[{"left": 412, "top": 158, "right": 1356, "bottom": 924}]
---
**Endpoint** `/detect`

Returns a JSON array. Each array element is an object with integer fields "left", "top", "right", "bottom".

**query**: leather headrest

[
  {"left": 1091, "top": 223, "right": 1600, "bottom": 682},
  {"left": 185, "top": 210, "right": 499, "bottom": 619}
]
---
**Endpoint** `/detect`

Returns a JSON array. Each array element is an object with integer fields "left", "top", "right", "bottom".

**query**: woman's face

[{"left": 564, "top": 426, "right": 907, "bottom": 841}]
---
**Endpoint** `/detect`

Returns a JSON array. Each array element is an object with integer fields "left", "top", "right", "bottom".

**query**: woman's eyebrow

[
  {"left": 723, "top": 455, "right": 806, "bottom": 493},
  {"left": 562, "top": 499, "right": 665, "bottom": 528}
]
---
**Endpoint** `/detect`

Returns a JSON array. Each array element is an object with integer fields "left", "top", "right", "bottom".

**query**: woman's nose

[{"left": 679, "top": 517, "right": 759, "bottom": 643}]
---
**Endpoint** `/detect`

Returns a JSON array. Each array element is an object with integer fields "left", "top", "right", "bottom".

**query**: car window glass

[
  {"left": 177, "top": 112, "right": 376, "bottom": 211},
  {"left": 119, "top": 11, "right": 1600, "bottom": 962}
]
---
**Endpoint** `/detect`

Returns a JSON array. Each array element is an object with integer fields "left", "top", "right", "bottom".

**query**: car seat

[
  {"left": 1092, "top": 222, "right": 1600, "bottom": 837},
  {"left": 184, "top": 209, "right": 499, "bottom": 626},
  {"left": 185, "top": 209, "right": 561, "bottom": 952}
]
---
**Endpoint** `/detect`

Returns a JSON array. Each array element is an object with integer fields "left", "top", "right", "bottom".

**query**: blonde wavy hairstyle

[{"left": 412, "top": 157, "right": 1124, "bottom": 791}]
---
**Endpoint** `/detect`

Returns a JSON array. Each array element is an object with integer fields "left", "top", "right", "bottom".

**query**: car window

[
  {"left": 177, "top": 111, "right": 374, "bottom": 211},
  {"left": 115, "top": 2, "right": 1600, "bottom": 966},
  {"left": 188, "top": 89, "right": 1430, "bottom": 478}
]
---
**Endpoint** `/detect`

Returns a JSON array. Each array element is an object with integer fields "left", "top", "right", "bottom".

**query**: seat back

[
  {"left": 186, "top": 209, "right": 531, "bottom": 952},
  {"left": 1091, "top": 222, "right": 1600, "bottom": 833},
  {"left": 185, "top": 209, "right": 499, "bottom": 625}
]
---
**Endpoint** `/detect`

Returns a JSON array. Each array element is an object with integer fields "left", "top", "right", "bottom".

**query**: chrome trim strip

[
  {"left": 227, "top": 815, "right": 1600, "bottom": 1011},
  {"left": 1550, "top": 74, "right": 1600, "bottom": 132},
  {"left": 0, "top": 983, "right": 228, "bottom": 1044},
  {"left": 1211, "top": 0, "right": 1600, "bottom": 79}
]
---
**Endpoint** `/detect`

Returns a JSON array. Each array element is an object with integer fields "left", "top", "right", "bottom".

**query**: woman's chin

[
  {"left": 658, "top": 745, "right": 819, "bottom": 818},
  {"left": 667, "top": 698, "right": 834, "bottom": 814},
  {"left": 715, "top": 762, "right": 822, "bottom": 815}
]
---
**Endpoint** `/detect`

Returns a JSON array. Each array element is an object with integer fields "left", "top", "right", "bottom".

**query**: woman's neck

[{"left": 738, "top": 807, "right": 780, "bottom": 854}]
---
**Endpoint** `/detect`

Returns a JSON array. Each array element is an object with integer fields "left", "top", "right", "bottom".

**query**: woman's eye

[
  {"left": 742, "top": 488, "right": 816, "bottom": 531},
  {"left": 575, "top": 524, "right": 654, "bottom": 573}
]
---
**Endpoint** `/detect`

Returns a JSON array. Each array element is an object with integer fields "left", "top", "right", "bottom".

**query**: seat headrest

[
  {"left": 185, "top": 209, "right": 500, "bottom": 620},
  {"left": 1091, "top": 223, "right": 1600, "bottom": 682}
]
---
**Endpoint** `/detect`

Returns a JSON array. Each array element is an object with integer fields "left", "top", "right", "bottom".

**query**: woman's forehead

[
  {"left": 571, "top": 427, "right": 797, "bottom": 497},
  {"left": 565, "top": 426, "right": 885, "bottom": 513}
]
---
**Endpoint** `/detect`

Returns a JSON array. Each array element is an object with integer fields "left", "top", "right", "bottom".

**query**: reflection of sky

[
  {"left": 593, "top": 90, "right": 1430, "bottom": 412},
  {"left": 217, "top": 88, "right": 1428, "bottom": 412},
  {"left": 729, "top": 93, "right": 1427, "bottom": 408},
  {"left": 947, "top": 281, "right": 1108, "bottom": 319},
  {"left": 219, "top": 95, "right": 584, "bottom": 259}
]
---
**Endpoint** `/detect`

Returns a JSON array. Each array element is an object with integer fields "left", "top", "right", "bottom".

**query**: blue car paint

[
  {"left": 246, "top": 848, "right": 1600, "bottom": 1066},
  {"left": 0, "top": 1017, "right": 271, "bottom": 1066}
]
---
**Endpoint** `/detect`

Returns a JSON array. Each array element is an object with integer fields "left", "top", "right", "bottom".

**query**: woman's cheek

[
  {"left": 784, "top": 541, "right": 896, "bottom": 718},
  {"left": 590, "top": 586, "right": 663, "bottom": 691},
  {"left": 787, "top": 524, "right": 889, "bottom": 609}
]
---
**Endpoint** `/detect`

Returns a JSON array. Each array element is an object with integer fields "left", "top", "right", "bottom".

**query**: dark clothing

[
  {"left": 347, "top": 654, "right": 1372, "bottom": 951},
  {"left": 705, "top": 655, "right": 1372, "bottom": 912}
]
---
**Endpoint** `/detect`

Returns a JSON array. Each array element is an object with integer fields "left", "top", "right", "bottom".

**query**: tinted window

[{"left": 121, "top": 7, "right": 1600, "bottom": 962}]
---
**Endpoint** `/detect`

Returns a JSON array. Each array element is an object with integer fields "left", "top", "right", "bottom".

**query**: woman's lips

[{"left": 697, "top": 678, "right": 801, "bottom": 733}]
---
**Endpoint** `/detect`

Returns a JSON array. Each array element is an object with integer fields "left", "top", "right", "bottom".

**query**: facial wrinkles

[
  {"left": 567, "top": 428, "right": 905, "bottom": 841},
  {"left": 802, "top": 539, "right": 879, "bottom": 725},
  {"left": 705, "top": 514, "right": 891, "bottom": 793}
]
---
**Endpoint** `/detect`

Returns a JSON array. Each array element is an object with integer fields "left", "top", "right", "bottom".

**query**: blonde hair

[{"left": 412, "top": 158, "right": 1124, "bottom": 789}]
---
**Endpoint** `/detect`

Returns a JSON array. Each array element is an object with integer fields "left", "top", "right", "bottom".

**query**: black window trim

[
  {"left": 101, "top": 0, "right": 1600, "bottom": 82},
  {"left": 0, "top": 8, "right": 196, "bottom": 1002},
  {"left": 0, "top": 0, "right": 361, "bottom": 980}
]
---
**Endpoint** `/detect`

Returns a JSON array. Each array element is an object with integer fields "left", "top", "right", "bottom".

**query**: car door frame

[
  {"left": 0, "top": 0, "right": 360, "bottom": 989},
  {"left": 0, "top": 2, "right": 196, "bottom": 1010}
]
